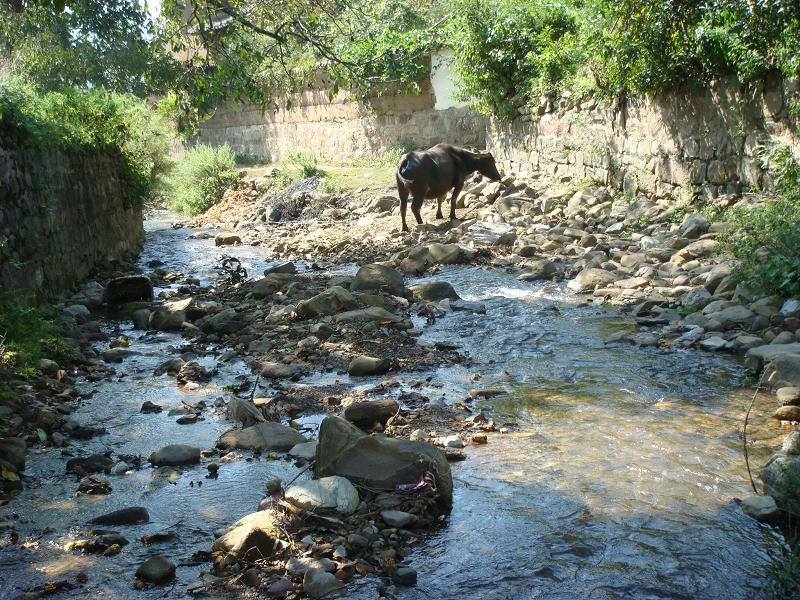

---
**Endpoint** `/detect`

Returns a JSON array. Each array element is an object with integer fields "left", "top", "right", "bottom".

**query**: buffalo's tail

[{"left": 396, "top": 155, "right": 414, "bottom": 186}]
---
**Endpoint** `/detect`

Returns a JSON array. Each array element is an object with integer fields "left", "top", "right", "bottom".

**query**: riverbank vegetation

[{"left": 165, "top": 144, "right": 239, "bottom": 215}]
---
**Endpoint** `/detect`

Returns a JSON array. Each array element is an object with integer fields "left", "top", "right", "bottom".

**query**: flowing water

[{"left": 0, "top": 215, "right": 786, "bottom": 599}]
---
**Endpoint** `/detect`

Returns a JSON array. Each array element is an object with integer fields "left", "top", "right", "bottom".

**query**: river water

[{"left": 0, "top": 215, "right": 786, "bottom": 599}]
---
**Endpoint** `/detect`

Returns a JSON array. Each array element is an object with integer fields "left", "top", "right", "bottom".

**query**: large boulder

[
  {"left": 215, "top": 233, "right": 241, "bottom": 246},
  {"left": 397, "top": 243, "right": 469, "bottom": 275},
  {"left": 761, "top": 453, "right": 800, "bottom": 514},
  {"left": 201, "top": 308, "right": 241, "bottom": 334},
  {"left": 344, "top": 399, "right": 399, "bottom": 428},
  {"left": 315, "top": 416, "right": 452, "bottom": 510},
  {"left": 351, "top": 264, "right": 406, "bottom": 296},
  {"left": 285, "top": 476, "right": 360, "bottom": 514},
  {"left": 105, "top": 275, "right": 153, "bottom": 304},
  {"left": 216, "top": 422, "right": 307, "bottom": 451},
  {"left": 334, "top": 307, "right": 402, "bottom": 324},
  {"left": 745, "top": 343, "right": 800, "bottom": 372},
  {"left": 0, "top": 438, "right": 26, "bottom": 472},
  {"left": 765, "top": 354, "right": 800, "bottom": 388},
  {"left": 567, "top": 268, "right": 619, "bottom": 293},
  {"left": 295, "top": 286, "right": 357, "bottom": 318},
  {"left": 409, "top": 281, "right": 460, "bottom": 302}
]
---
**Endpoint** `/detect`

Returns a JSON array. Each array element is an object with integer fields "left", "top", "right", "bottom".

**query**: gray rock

[
  {"left": 285, "top": 476, "right": 360, "bottom": 514},
  {"left": 135, "top": 555, "right": 176, "bottom": 585},
  {"left": 288, "top": 441, "right": 318, "bottom": 459},
  {"left": 711, "top": 305, "right": 755, "bottom": 329},
  {"left": 567, "top": 268, "right": 619, "bottom": 292},
  {"left": 215, "top": 233, "right": 242, "bottom": 246},
  {"left": 680, "top": 287, "right": 712, "bottom": 308},
  {"left": 65, "top": 304, "right": 91, "bottom": 319},
  {"left": 216, "top": 422, "right": 307, "bottom": 451},
  {"left": 227, "top": 397, "right": 266, "bottom": 426},
  {"left": 260, "top": 361, "right": 302, "bottom": 379},
  {"left": 286, "top": 556, "right": 337, "bottom": 576},
  {"left": 202, "top": 308, "right": 240, "bottom": 334},
  {"left": 132, "top": 308, "right": 151, "bottom": 330},
  {"left": 295, "top": 286, "right": 357, "bottom": 318},
  {"left": 71, "top": 281, "right": 105, "bottom": 308},
  {"left": 316, "top": 416, "right": 452, "bottom": 510},
  {"left": 334, "top": 307, "right": 402, "bottom": 324},
  {"left": 777, "top": 387, "right": 800, "bottom": 406},
  {"left": 213, "top": 510, "right": 279, "bottom": 559},
  {"left": 393, "top": 567, "right": 418, "bottom": 586},
  {"left": 149, "top": 445, "right": 201, "bottom": 467},
  {"left": 0, "top": 438, "right": 26, "bottom": 472},
  {"left": 303, "top": 568, "right": 344, "bottom": 599},
  {"left": 762, "top": 453, "right": 800, "bottom": 513},
  {"left": 149, "top": 298, "right": 191, "bottom": 331},
  {"left": 467, "top": 221, "right": 517, "bottom": 246},
  {"left": 380, "top": 509, "right": 417, "bottom": 528},
  {"left": 740, "top": 495, "right": 779, "bottom": 521},
  {"left": 102, "top": 347, "right": 132, "bottom": 363},
  {"left": 517, "top": 260, "right": 556, "bottom": 281},
  {"left": 66, "top": 454, "right": 114, "bottom": 475},
  {"left": 264, "top": 262, "right": 297, "bottom": 275},
  {"left": 774, "top": 405, "right": 800, "bottom": 422},
  {"left": 251, "top": 273, "right": 294, "bottom": 299},
  {"left": 105, "top": 275, "right": 153, "bottom": 304},
  {"left": 351, "top": 263, "right": 406, "bottom": 296},
  {"left": 91, "top": 506, "right": 150, "bottom": 525},
  {"left": 344, "top": 399, "right": 399, "bottom": 428},
  {"left": 745, "top": 343, "right": 800, "bottom": 371},
  {"left": 781, "top": 299, "right": 800, "bottom": 317},
  {"left": 782, "top": 431, "right": 800, "bottom": 455},
  {"left": 409, "top": 281, "right": 460, "bottom": 302},
  {"left": 765, "top": 353, "right": 800, "bottom": 388},
  {"left": 348, "top": 355, "right": 390, "bottom": 377}
]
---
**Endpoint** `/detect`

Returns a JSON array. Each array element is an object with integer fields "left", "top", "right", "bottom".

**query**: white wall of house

[{"left": 431, "top": 50, "right": 468, "bottom": 110}]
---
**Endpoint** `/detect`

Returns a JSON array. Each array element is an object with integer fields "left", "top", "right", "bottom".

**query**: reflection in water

[{"left": 0, "top": 223, "right": 785, "bottom": 599}]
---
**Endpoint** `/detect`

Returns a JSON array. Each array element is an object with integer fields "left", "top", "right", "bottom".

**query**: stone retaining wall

[
  {"left": 0, "top": 136, "right": 144, "bottom": 301},
  {"left": 488, "top": 77, "right": 800, "bottom": 200},
  {"left": 197, "top": 82, "right": 487, "bottom": 161}
]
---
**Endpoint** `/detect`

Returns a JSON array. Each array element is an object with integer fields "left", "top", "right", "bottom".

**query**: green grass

[
  {"left": 0, "top": 302, "right": 80, "bottom": 378},
  {"left": 165, "top": 144, "right": 239, "bottom": 215}
]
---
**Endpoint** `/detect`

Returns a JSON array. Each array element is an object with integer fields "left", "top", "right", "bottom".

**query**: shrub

[
  {"left": 0, "top": 74, "right": 172, "bottom": 206},
  {"left": 288, "top": 152, "right": 320, "bottom": 178},
  {"left": 165, "top": 144, "right": 239, "bottom": 215},
  {"left": 722, "top": 143, "right": 800, "bottom": 299}
]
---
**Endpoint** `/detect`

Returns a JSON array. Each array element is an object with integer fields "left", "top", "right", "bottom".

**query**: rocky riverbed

[{"left": 1, "top": 164, "right": 799, "bottom": 599}]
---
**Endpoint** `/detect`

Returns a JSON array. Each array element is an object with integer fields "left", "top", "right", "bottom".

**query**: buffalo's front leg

[
  {"left": 401, "top": 196, "right": 409, "bottom": 232},
  {"left": 411, "top": 197, "right": 424, "bottom": 226},
  {"left": 449, "top": 181, "right": 464, "bottom": 221}
]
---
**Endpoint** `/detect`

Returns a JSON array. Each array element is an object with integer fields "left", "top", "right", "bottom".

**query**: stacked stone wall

[
  {"left": 488, "top": 77, "right": 800, "bottom": 200},
  {"left": 0, "top": 137, "right": 144, "bottom": 300}
]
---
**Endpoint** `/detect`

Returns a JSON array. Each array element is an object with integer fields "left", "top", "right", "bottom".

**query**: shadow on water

[{"left": 0, "top": 223, "right": 787, "bottom": 599}]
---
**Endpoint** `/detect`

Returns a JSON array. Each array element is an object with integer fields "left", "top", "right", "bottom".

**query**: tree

[
  {"left": 0, "top": 0, "right": 175, "bottom": 96},
  {"left": 158, "top": 0, "right": 439, "bottom": 112}
]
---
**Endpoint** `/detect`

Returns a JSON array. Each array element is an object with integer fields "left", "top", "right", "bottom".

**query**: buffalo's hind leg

[
  {"left": 436, "top": 195, "right": 446, "bottom": 219},
  {"left": 449, "top": 181, "right": 464, "bottom": 222},
  {"left": 411, "top": 196, "right": 424, "bottom": 227},
  {"left": 398, "top": 179, "right": 410, "bottom": 232}
]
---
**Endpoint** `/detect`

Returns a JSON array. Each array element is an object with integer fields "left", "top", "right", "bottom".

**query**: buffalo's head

[{"left": 476, "top": 152, "right": 501, "bottom": 182}]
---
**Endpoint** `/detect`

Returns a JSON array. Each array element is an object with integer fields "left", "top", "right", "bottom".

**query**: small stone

[
  {"left": 409, "top": 429, "right": 426, "bottom": 442},
  {"left": 135, "top": 555, "right": 176, "bottom": 585},
  {"left": 393, "top": 567, "right": 417, "bottom": 586},
  {"left": 348, "top": 355, "right": 390, "bottom": 377},
  {"left": 442, "top": 435, "right": 465, "bottom": 448},
  {"left": 303, "top": 568, "right": 344, "bottom": 598},
  {"left": 471, "top": 433, "right": 488, "bottom": 445},
  {"left": 266, "top": 478, "right": 282, "bottom": 494},
  {"left": 380, "top": 510, "right": 417, "bottom": 528},
  {"left": 140, "top": 401, "right": 163, "bottom": 414},
  {"left": 149, "top": 445, "right": 201, "bottom": 467}
]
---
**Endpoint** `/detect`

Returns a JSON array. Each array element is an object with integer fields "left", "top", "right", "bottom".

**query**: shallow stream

[{"left": 0, "top": 214, "right": 785, "bottom": 599}]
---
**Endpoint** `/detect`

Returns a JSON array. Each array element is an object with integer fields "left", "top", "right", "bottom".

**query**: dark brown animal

[{"left": 395, "top": 143, "right": 501, "bottom": 232}]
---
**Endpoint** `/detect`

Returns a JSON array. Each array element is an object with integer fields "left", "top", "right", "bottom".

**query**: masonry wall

[
  {"left": 488, "top": 77, "right": 800, "bottom": 200},
  {"left": 0, "top": 135, "right": 144, "bottom": 301},
  {"left": 197, "top": 81, "right": 487, "bottom": 161}
]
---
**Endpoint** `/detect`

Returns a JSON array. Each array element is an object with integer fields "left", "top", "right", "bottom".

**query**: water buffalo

[{"left": 395, "top": 143, "right": 502, "bottom": 232}]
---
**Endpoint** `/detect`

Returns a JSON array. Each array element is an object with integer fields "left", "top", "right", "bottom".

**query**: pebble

[
  {"left": 135, "top": 555, "right": 176, "bottom": 585},
  {"left": 393, "top": 567, "right": 418, "bottom": 586}
]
